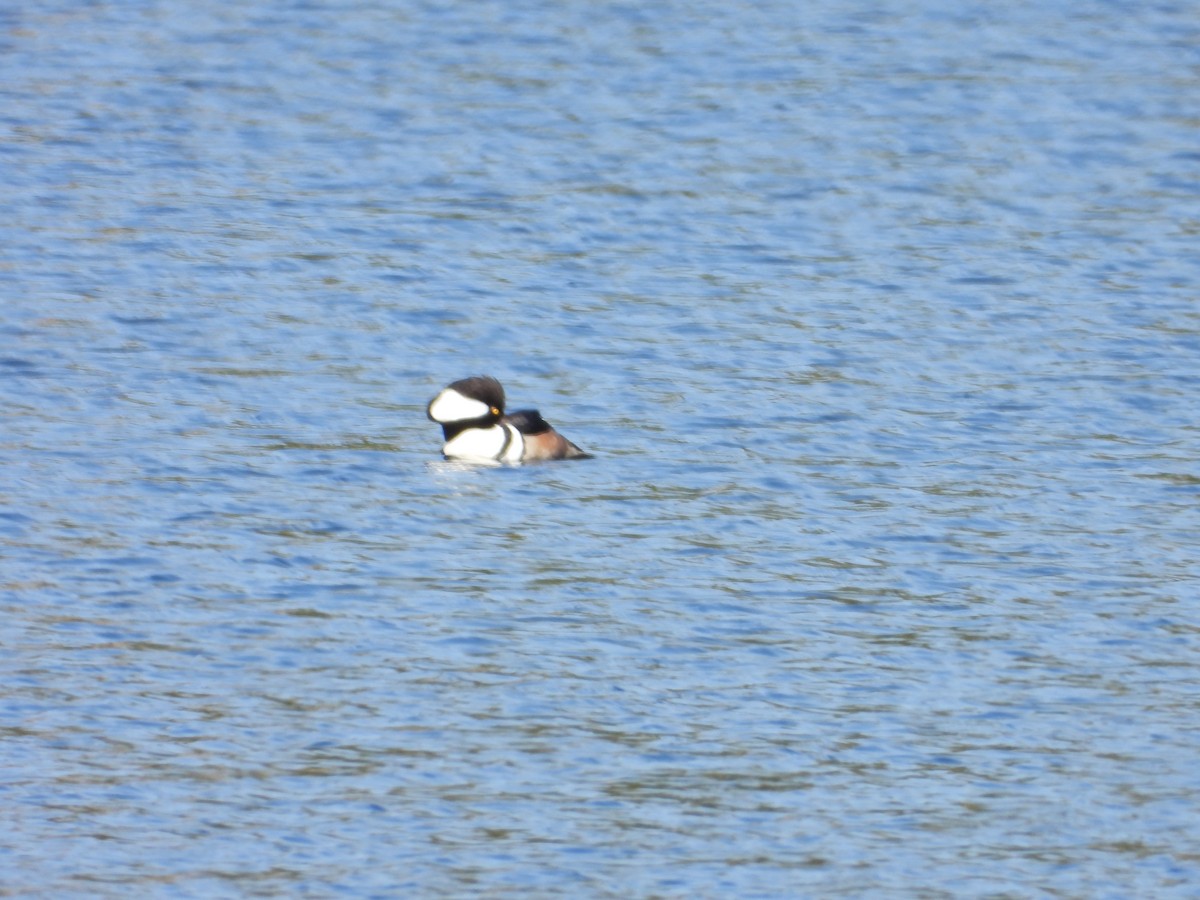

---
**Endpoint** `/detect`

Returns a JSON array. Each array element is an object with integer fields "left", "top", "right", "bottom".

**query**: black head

[
  {"left": 427, "top": 375, "right": 506, "bottom": 440},
  {"left": 446, "top": 375, "right": 505, "bottom": 414}
]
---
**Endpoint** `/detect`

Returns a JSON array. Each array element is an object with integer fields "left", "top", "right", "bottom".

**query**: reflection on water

[{"left": 3, "top": 0, "right": 1199, "bottom": 895}]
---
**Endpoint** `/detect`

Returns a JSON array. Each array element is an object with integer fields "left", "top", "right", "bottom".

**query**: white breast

[
  {"left": 442, "top": 424, "right": 525, "bottom": 463},
  {"left": 500, "top": 424, "right": 525, "bottom": 462}
]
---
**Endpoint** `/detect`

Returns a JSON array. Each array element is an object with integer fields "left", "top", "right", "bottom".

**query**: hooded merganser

[{"left": 426, "top": 375, "right": 591, "bottom": 463}]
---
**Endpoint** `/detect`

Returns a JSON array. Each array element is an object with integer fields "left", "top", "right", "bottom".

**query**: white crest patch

[
  {"left": 442, "top": 425, "right": 507, "bottom": 462},
  {"left": 428, "top": 388, "right": 491, "bottom": 424}
]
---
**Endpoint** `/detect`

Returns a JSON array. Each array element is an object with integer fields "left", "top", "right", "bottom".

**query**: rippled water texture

[{"left": 3, "top": 0, "right": 1199, "bottom": 896}]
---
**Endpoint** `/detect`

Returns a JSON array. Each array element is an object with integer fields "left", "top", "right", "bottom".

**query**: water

[{"left": 3, "top": 0, "right": 1199, "bottom": 896}]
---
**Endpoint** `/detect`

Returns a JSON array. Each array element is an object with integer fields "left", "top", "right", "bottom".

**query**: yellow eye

[{"left": 491, "top": 407, "right": 500, "bottom": 416}]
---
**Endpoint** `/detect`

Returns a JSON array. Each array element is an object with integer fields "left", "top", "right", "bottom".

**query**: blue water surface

[{"left": 2, "top": 0, "right": 1199, "bottom": 896}]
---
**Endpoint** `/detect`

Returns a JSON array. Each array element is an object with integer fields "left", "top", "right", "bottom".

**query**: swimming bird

[{"left": 427, "top": 375, "right": 590, "bottom": 463}]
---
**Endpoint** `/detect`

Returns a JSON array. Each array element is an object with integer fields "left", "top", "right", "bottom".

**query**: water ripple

[{"left": 3, "top": 0, "right": 1199, "bottom": 896}]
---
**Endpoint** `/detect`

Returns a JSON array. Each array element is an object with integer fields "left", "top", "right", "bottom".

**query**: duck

[{"left": 427, "top": 375, "right": 591, "bottom": 463}]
